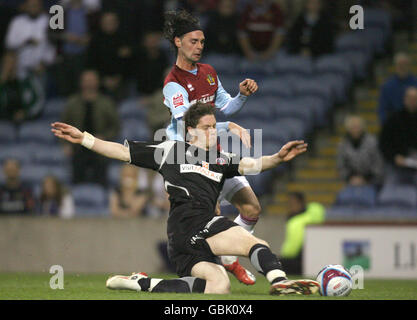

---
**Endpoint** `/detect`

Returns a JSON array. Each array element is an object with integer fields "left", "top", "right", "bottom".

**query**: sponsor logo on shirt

[
  {"left": 216, "top": 157, "right": 227, "bottom": 166},
  {"left": 207, "top": 74, "right": 215, "bottom": 86},
  {"left": 180, "top": 164, "right": 223, "bottom": 182},
  {"left": 187, "top": 83, "right": 195, "bottom": 91},
  {"left": 189, "top": 94, "right": 215, "bottom": 105},
  {"left": 172, "top": 92, "right": 184, "bottom": 108}
]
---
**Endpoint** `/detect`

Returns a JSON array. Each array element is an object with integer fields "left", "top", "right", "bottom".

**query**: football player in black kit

[{"left": 51, "top": 102, "right": 319, "bottom": 295}]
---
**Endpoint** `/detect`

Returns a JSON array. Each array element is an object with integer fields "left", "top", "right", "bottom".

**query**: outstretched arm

[
  {"left": 238, "top": 140, "right": 308, "bottom": 175},
  {"left": 51, "top": 122, "right": 130, "bottom": 162}
]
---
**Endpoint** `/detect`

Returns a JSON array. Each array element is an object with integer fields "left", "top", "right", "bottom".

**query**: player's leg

[
  {"left": 206, "top": 225, "right": 319, "bottom": 295},
  {"left": 229, "top": 184, "right": 261, "bottom": 233},
  {"left": 106, "top": 272, "right": 207, "bottom": 294},
  {"left": 219, "top": 177, "right": 260, "bottom": 284},
  {"left": 191, "top": 261, "right": 231, "bottom": 294}
]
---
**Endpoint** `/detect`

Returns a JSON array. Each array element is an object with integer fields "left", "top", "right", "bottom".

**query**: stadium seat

[
  {"left": 364, "top": 7, "right": 392, "bottom": 40},
  {"left": 218, "top": 75, "right": 243, "bottom": 94},
  {"left": 42, "top": 98, "right": 66, "bottom": 120},
  {"left": 0, "top": 144, "right": 33, "bottom": 164},
  {"left": 120, "top": 119, "right": 151, "bottom": 142},
  {"left": 335, "top": 185, "right": 377, "bottom": 208},
  {"left": 314, "top": 54, "right": 354, "bottom": 84},
  {"left": 291, "top": 96, "right": 328, "bottom": 127},
  {"left": 107, "top": 163, "right": 122, "bottom": 188},
  {"left": 378, "top": 184, "right": 417, "bottom": 208},
  {"left": 32, "top": 145, "right": 68, "bottom": 166},
  {"left": 258, "top": 76, "right": 294, "bottom": 97},
  {"left": 290, "top": 77, "right": 334, "bottom": 108},
  {"left": 118, "top": 98, "right": 147, "bottom": 120},
  {"left": 275, "top": 54, "right": 313, "bottom": 76},
  {"left": 0, "top": 121, "right": 17, "bottom": 144},
  {"left": 272, "top": 98, "right": 315, "bottom": 132},
  {"left": 71, "top": 183, "right": 109, "bottom": 216},
  {"left": 20, "top": 164, "right": 71, "bottom": 186},
  {"left": 19, "top": 120, "right": 56, "bottom": 144},
  {"left": 203, "top": 54, "right": 240, "bottom": 75}
]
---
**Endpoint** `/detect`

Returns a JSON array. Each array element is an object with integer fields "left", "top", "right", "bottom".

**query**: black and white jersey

[{"left": 125, "top": 140, "right": 241, "bottom": 214}]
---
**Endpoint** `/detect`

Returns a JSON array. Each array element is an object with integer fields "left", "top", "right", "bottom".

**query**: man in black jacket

[{"left": 379, "top": 86, "right": 417, "bottom": 185}]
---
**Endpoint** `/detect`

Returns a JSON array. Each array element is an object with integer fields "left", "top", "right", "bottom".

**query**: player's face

[
  {"left": 195, "top": 114, "right": 217, "bottom": 149},
  {"left": 177, "top": 31, "right": 205, "bottom": 63}
]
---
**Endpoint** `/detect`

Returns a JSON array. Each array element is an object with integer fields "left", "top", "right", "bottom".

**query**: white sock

[
  {"left": 234, "top": 214, "right": 258, "bottom": 233},
  {"left": 221, "top": 255, "right": 238, "bottom": 265}
]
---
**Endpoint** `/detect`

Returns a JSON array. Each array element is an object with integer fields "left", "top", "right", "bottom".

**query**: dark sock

[
  {"left": 249, "top": 243, "right": 287, "bottom": 283},
  {"left": 138, "top": 277, "right": 206, "bottom": 293}
]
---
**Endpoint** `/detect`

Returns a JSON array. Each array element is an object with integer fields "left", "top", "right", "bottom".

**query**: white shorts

[{"left": 218, "top": 175, "right": 250, "bottom": 205}]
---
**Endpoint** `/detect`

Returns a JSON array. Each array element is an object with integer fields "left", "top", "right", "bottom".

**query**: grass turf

[{"left": 0, "top": 272, "right": 416, "bottom": 300}]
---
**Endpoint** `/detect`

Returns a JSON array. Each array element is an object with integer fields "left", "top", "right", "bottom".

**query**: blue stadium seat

[
  {"left": 275, "top": 118, "right": 307, "bottom": 140},
  {"left": 291, "top": 96, "right": 328, "bottom": 127},
  {"left": 218, "top": 75, "right": 242, "bottom": 94},
  {"left": 107, "top": 163, "right": 122, "bottom": 188},
  {"left": 290, "top": 77, "right": 334, "bottom": 108},
  {"left": 314, "top": 54, "right": 354, "bottom": 84},
  {"left": 71, "top": 183, "right": 109, "bottom": 216},
  {"left": 378, "top": 184, "right": 417, "bottom": 208},
  {"left": 313, "top": 73, "right": 349, "bottom": 104},
  {"left": 275, "top": 55, "right": 313, "bottom": 76},
  {"left": 335, "top": 51, "right": 370, "bottom": 80},
  {"left": 203, "top": 54, "right": 240, "bottom": 75},
  {"left": 20, "top": 164, "right": 71, "bottom": 186},
  {"left": 258, "top": 76, "right": 294, "bottom": 97},
  {"left": 335, "top": 185, "right": 377, "bottom": 208},
  {"left": 0, "top": 121, "right": 17, "bottom": 144},
  {"left": 19, "top": 121, "right": 56, "bottom": 144},
  {"left": 43, "top": 98, "right": 65, "bottom": 120},
  {"left": 118, "top": 98, "right": 147, "bottom": 120},
  {"left": 273, "top": 98, "right": 315, "bottom": 132},
  {"left": 120, "top": 119, "right": 151, "bottom": 142},
  {"left": 0, "top": 144, "right": 33, "bottom": 164},
  {"left": 364, "top": 8, "right": 391, "bottom": 40},
  {"left": 32, "top": 145, "right": 68, "bottom": 166}
]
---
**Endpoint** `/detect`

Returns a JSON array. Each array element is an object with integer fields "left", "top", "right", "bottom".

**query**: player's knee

[
  {"left": 205, "top": 270, "right": 231, "bottom": 294},
  {"left": 211, "top": 276, "right": 231, "bottom": 294},
  {"left": 240, "top": 202, "right": 261, "bottom": 219}
]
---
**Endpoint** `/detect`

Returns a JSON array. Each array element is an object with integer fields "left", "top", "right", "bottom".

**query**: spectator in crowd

[
  {"left": 205, "top": 0, "right": 241, "bottom": 55},
  {"left": 279, "top": 192, "right": 325, "bottom": 275},
  {"left": 337, "top": 115, "right": 384, "bottom": 187},
  {"left": 38, "top": 175, "right": 75, "bottom": 218},
  {"left": 110, "top": 164, "right": 149, "bottom": 218},
  {"left": 144, "top": 173, "right": 170, "bottom": 218},
  {"left": 61, "top": 70, "right": 120, "bottom": 187},
  {"left": 0, "top": 0, "right": 55, "bottom": 122},
  {"left": 86, "top": 11, "right": 132, "bottom": 100},
  {"left": 286, "top": 0, "right": 335, "bottom": 58},
  {"left": 237, "top": 0, "right": 285, "bottom": 61},
  {"left": 379, "top": 86, "right": 417, "bottom": 185},
  {"left": 0, "top": 158, "right": 36, "bottom": 215},
  {"left": 2, "top": 0, "right": 55, "bottom": 81},
  {"left": 378, "top": 52, "right": 417, "bottom": 124},
  {"left": 133, "top": 30, "right": 171, "bottom": 137},
  {"left": 53, "top": 0, "right": 90, "bottom": 96}
]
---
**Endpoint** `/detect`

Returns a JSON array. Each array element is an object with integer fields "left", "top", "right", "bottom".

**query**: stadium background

[{"left": 0, "top": 0, "right": 417, "bottom": 298}]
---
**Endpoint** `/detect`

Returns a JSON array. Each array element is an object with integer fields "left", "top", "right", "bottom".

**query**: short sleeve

[
  {"left": 125, "top": 140, "right": 159, "bottom": 171},
  {"left": 163, "top": 82, "right": 189, "bottom": 120}
]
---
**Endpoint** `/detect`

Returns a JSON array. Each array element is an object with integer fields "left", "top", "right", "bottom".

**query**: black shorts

[{"left": 167, "top": 206, "right": 238, "bottom": 277}]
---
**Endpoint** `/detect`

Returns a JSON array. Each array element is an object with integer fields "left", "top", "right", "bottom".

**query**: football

[{"left": 316, "top": 265, "right": 353, "bottom": 297}]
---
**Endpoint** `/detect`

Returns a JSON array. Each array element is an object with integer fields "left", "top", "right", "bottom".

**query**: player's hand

[
  {"left": 277, "top": 140, "right": 308, "bottom": 162},
  {"left": 229, "top": 122, "right": 251, "bottom": 148},
  {"left": 239, "top": 79, "right": 258, "bottom": 96},
  {"left": 51, "top": 122, "right": 84, "bottom": 144}
]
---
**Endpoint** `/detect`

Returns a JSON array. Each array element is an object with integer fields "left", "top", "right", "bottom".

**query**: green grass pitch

[{"left": 0, "top": 273, "right": 416, "bottom": 300}]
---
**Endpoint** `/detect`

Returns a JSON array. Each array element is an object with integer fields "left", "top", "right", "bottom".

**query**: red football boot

[{"left": 223, "top": 258, "right": 256, "bottom": 285}]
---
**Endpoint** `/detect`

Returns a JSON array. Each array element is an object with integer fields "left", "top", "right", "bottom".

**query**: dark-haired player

[
  {"left": 51, "top": 102, "right": 319, "bottom": 295},
  {"left": 162, "top": 9, "right": 260, "bottom": 285}
]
